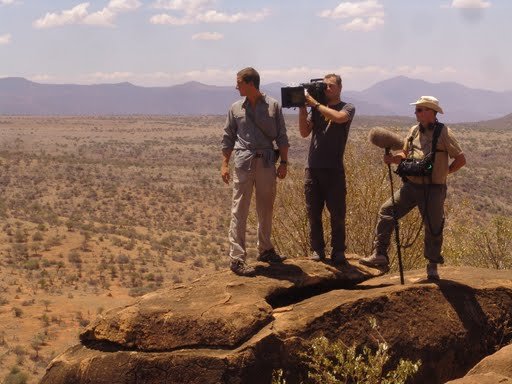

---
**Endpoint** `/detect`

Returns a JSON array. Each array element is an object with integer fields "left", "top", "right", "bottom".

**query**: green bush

[
  {"left": 273, "top": 318, "right": 420, "bottom": 384},
  {"left": 446, "top": 215, "right": 512, "bottom": 269},
  {"left": 299, "top": 336, "right": 420, "bottom": 384},
  {"left": 3, "top": 366, "right": 28, "bottom": 384},
  {"left": 23, "top": 259, "right": 40, "bottom": 270},
  {"left": 68, "top": 249, "right": 82, "bottom": 264}
]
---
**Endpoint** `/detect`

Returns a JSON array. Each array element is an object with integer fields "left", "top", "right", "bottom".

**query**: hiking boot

[
  {"left": 331, "top": 251, "right": 349, "bottom": 266},
  {"left": 427, "top": 262, "right": 440, "bottom": 281},
  {"left": 309, "top": 249, "right": 325, "bottom": 262},
  {"left": 359, "top": 253, "right": 389, "bottom": 268},
  {"left": 230, "top": 259, "right": 256, "bottom": 277},
  {"left": 257, "top": 248, "right": 286, "bottom": 263}
]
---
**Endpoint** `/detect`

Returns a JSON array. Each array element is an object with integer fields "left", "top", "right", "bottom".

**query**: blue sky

[{"left": 0, "top": 0, "right": 509, "bottom": 91}]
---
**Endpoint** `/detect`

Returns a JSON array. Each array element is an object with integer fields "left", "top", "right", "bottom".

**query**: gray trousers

[
  {"left": 228, "top": 158, "right": 276, "bottom": 262},
  {"left": 374, "top": 181, "right": 447, "bottom": 263}
]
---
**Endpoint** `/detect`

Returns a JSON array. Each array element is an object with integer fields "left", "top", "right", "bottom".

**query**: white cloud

[
  {"left": 33, "top": 0, "right": 142, "bottom": 29},
  {"left": 342, "top": 16, "right": 384, "bottom": 31},
  {"left": 450, "top": 0, "right": 491, "bottom": 8},
  {"left": 0, "top": 0, "right": 15, "bottom": 5},
  {"left": 34, "top": 3, "right": 90, "bottom": 28},
  {"left": 108, "top": 0, "right": 142, "bottom": 12},
  {"left": 30, "top": 74, "right": 55, "bottom": 82},
  {"left": 87, "top": 71, "right": 135, "bottom": 82},
  {"left": 192, "top": 32, "right": 223, "bottom": 40},
  {"left": 151, "top": 0, "right": 214, "bottom": 11},
  {"left": 150, "top": 14, "right": 192, "bottom": 25},
  {"left": 150, "top": 1, "right": 270, "bottom": 26},
  {"left": 320, "top": 0, "right": 385, "bottom": 31},
  {"left": 196, "top": 9, "right": 269, "bottom": 23},
  {"left": 0, "top": 33, "right": 11, "bottom": 45}
]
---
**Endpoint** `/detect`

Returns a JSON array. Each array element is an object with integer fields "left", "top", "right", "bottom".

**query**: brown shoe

[
  {"left": 230, "top": 259, "right": 256, "bottom": 277},
  {"left": 257, "top": 248, "right": 286, "bottom": 263},
  {"left": 359, "top": 253, "right": 389, "bottom": 268},
  {"left": 427, "top": 263, "right": 440, "bottom": 281}
]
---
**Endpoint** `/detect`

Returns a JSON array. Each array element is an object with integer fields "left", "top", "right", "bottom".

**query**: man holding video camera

[
  {"left": 221, "top": 67, "right": 289, "bottom": 276},
  {"left": 359, "top": 96, "right": 466, "bottom": 280},
  {"left": 298, "top": 74, "right": 355, "bottom": 265}
]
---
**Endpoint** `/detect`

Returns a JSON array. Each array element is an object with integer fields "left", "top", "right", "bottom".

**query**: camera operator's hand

[
  {"left": 221, "top": 164, "right": 230, "bottom": 184},
  {"left": 277, "top": 163, "right": 287, "bottom": 179},
  {"left": 304, "top": 91, "right": 318, "bottom": 108}
]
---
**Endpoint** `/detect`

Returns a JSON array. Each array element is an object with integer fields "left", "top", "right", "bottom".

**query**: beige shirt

[{"left": 404, "top": 124, "right": 463, "bottom": 185}]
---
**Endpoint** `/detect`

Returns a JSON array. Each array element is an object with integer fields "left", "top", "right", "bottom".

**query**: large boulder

[
  {"left": 40, "top": 259, "right": 512, "bottom": 384},
  {"left": 446, "top": 344, "right": 512, "bottom": 383}
]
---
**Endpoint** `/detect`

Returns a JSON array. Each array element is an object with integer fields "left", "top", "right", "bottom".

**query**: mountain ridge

[{"left": 1, "top": 76, "right": 512, "bottom": 123}]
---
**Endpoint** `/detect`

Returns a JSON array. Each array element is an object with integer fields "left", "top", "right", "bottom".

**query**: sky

[{"left": 0, "top": 0, "right": 510, "bottom": 91}]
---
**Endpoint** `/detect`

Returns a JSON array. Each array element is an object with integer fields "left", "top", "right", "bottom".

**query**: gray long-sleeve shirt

[{"left": 222, "top": 94, "right": 289, "bottom": 170}]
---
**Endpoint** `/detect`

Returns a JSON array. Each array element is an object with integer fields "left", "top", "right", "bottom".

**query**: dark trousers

[
  {"left": 374, "top": 181, "right": 446, "bottom": 263},
  {"left": 304, "top": 168, "right": 347, "bottom": 253}
]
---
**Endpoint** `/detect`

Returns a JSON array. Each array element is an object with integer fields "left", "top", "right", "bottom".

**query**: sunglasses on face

[{"left": 415, "top": 107, "right": 429, "bottom": 113}]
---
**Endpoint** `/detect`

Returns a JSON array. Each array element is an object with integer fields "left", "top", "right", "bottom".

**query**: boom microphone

[{"left": 368, "top": 127, "right": 404, "bottom": 151}]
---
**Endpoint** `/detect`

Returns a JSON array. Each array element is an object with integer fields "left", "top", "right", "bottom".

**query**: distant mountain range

[{"left": 1, "top": 76, "right": 512, "bottom": 123}]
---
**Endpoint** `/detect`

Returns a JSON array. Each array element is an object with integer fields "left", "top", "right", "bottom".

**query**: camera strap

[
  {"left": 408, "top": 122, "right": 444, "bottom": 164},
  {"left": 422, "top": 122, "right": 445, "bottom": 237},
  {"left": 245, "top": 108, "right": 277, "bottom": 145},
  {"left": 430, "top": 122, "right": 443, "bottom": 166},
  {"left": 244, "top": 107, "right": 281, "bottom": 163}
]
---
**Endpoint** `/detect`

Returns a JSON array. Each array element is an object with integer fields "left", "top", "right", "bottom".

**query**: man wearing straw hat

[{"left": 360, "top": 96, "right": 466, "bottom": 280}]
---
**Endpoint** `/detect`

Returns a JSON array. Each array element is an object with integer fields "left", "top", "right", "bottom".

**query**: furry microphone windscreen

[{"left": 368, "top": 127, "right": 404, "bottom": 150}]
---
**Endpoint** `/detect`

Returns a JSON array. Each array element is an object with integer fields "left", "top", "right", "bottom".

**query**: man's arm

[
  {"left": 315, "top": 104, "right": 351, "bottom": 124},
  {"left": 276, "top": 146, "right": 288, "bottom": 179},
  {"left": 274, "top": 103, "right": 290, "bottom": 179},
  {"left": 448, "top": 153, "right": 466, "bottom": 174},
  {"left": 221, "top": 109, "right": 237, "bottom": 184},
  {"left": 304, "top": 93, "right": 353, "bottom": 124},
  {"left": 298, "top": 106, "right": 312, "bottom": 137},
  {"left": 221, "top": 149, "right": 232, "bottom": 184}
]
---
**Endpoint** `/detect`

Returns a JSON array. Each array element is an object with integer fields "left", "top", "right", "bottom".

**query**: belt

[{"left": 254, "top": 153, "right": 264, "bottom": 158}]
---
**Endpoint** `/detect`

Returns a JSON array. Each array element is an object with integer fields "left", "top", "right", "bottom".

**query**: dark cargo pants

[
  {"left": 305, "top": 168, "right": 347, "bottom": 254},
  {"left": 374, "top": 181, "right": 447, "bottom": 263}
]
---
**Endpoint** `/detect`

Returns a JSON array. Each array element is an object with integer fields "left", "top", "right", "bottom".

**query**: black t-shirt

[{"left": 307, "top": 101, "right": 355, "bottom": 169}]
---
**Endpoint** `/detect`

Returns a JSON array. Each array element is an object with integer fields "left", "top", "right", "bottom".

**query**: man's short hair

[
  {"left": 324, "top": 73, "right": 342, "bottom": 87},
  {"left": 237, "top": 67, "right": 260, "bottom": 89}
]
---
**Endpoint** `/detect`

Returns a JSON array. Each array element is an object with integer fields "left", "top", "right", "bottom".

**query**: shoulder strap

[
  {"left": 245, "top": 108, "right": 277, "bottom": 142},
  {"left": 406, "top": 125, "right": 420, "bottom": 156},
  {"left": 430, "top": 122, "right": 444, "bottom": 164},
  {"left": 431, "top": 122, "right": 443, "bottom": 153},
  {"left": 408, "top": 123, "right": 443, "bottom": 158}
]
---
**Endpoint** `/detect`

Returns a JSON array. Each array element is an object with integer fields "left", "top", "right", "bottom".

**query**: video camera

[
  {"left": 281, "top": 79, "right": 327, "bottom": 108},
  {"left": 395, "top": 153, "right": 434, "bottom": 178}
]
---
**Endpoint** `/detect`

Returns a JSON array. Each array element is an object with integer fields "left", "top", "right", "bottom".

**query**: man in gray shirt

[{"left": 221, "top": 67, "right": 290, "bottom": 276}]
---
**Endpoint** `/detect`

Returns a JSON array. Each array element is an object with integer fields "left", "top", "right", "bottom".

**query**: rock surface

[
  {"left": 446, "top": 344, "right": 512, "bottom": 383},
  {"left": 40, "top": 258, "right": 512, "bottom": 384}
]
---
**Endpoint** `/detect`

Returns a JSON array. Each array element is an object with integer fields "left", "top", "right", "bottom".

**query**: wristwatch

[
  {"left": 314, "top": 102, "right": 320, "bottom": 109},
  {"left": 280, "top": 160, "right": 288, "bottom": 165}
]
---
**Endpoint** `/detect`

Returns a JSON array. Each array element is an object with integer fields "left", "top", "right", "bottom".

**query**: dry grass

[{"left": 0, "top": 115, "right": 510, "bottom": 383}]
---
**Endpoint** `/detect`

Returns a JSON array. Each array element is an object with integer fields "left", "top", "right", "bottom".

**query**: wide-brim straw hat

[{"left": 409, "top": 95, "right": 444, "bottom": 114}]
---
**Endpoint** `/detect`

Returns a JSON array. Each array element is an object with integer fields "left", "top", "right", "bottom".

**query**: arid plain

[{"left": 0, "top": 114, "right": 511, "bottom": 383}]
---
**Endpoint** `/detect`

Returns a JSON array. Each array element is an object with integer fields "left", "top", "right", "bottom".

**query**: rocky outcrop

[
  {"left": 40, "top": 258, "right": 512, "bottom": 384},
  {"left": 446, "top": 344, "right": 512, "bottom": 383}
]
